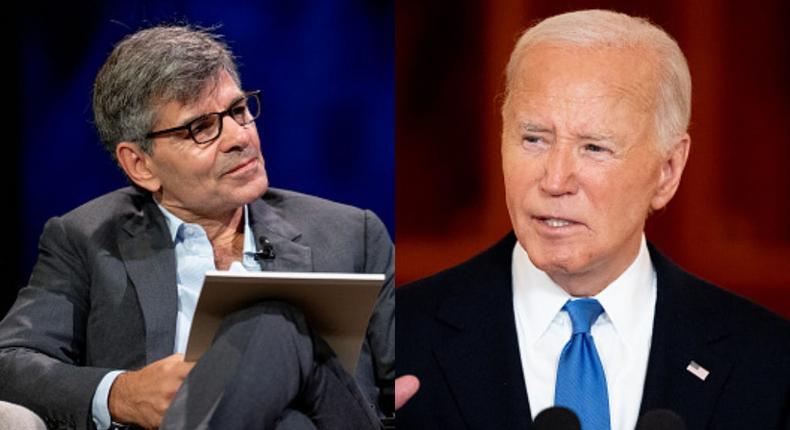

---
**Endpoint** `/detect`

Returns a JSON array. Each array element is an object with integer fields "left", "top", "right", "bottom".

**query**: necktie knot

[{"left": 564, "top": 298, "right": 604, "bottom": 334}]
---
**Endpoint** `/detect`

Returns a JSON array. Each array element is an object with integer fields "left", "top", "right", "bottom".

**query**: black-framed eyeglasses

[{"left": 145, "top": 90, "right": 261, "bottom": 145}]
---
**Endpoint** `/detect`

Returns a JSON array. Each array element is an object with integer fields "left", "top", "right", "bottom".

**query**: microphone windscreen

[
  {"left": 635, "top": 409, "right": 687, "bottom": 430},
  {"left": 533, "top": 406, "right": 581, "bottom": 430}
]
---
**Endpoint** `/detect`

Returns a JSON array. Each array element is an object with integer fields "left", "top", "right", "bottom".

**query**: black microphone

[
  {"left": 533, "top": 406, "right": 580, "bottom": 430},
  {"left": 635, "top": 409, "right": 687, "bottom": 430},
  {"left": 255, "top": 237, "right": 276, "bottom": 260}
]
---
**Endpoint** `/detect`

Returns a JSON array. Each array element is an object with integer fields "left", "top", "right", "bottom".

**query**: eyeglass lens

[{"left": 191, "top": 93, "right": 260, "bottom": 144}]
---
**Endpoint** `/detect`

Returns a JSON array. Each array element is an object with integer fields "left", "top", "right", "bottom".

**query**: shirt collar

[
  {"left": 512, "top": 235, "right": 656, "bottom": 348},
  {"left": 156, "top": 203, "right": 256, "bottom": 255},
  {"left": 156, "top": 203, "right": 184, "bottom": 243},
  {"left": 593, "top": 235, "right": 656, "bottom": 347},
  {"left": 241, "top": 205, "right": 257, "bottom": 256},
  {"left": 512, "top": 242, "right": 570, "bottom": 346}
]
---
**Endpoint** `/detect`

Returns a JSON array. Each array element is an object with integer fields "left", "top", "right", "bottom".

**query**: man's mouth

[
  {"left": 224, "top": 157, "right": 256, "bottom": 175},
  {"left": 542, "top": 218, "right": 572, "bottom": 228},
  {"left": 534, "top": 216, "right": 581, "bottom": 228}
]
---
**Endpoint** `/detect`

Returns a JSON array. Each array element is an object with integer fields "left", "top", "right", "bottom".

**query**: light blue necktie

[{"left": 554, "top": 298, "right": 610, "bottom": 430}]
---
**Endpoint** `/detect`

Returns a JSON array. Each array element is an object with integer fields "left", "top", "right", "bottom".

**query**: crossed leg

[{"left": 161, "top": 302, "right": 380, "bottom": 429}]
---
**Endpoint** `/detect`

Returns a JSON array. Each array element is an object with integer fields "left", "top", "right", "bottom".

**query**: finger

[{"left": 395, "top": 375, "right": 420, "bottom": 411}]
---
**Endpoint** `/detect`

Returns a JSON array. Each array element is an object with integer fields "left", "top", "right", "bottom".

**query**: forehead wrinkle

[
  {"left": 550, "top": 76, "right": 655, "bottom": 117},
  {"left": 608, "top": 79, "right": 656, "bottom": 114},
  {"left": 552, "top": 93, "right": 617, "bottom": 140}
]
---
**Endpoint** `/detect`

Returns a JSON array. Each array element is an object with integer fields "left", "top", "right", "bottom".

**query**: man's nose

[
  {"left": 217, "top": 115, "right": 254, "bottom": 152},
  {"left": 539, "top": 144, "right": 578, "bottom": 196}
]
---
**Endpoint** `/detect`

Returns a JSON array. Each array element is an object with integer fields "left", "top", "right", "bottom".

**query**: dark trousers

[{"left": 161, "top": 302, "right": 380, "bottom": 429}]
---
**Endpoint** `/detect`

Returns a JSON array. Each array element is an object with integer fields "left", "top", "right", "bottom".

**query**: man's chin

[
  {"left": 204, "top": 177, "right": 268, "bottom": 216},
  {"left": 532, "top": 256, "right": 582, "bottom": 277},
  {"left": 525, "top": 243, "right": 589, "bottom": 277},
  {"left": 237, "top": 173, "right": 269, "bottom": 203}
]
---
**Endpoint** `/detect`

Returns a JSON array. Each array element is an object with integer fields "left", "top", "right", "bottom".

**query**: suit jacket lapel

[
  {"left": 432, "top": 234, "right": 532, "bottom": 429},
  {"left": 118, "top": 194, "right": 179, "bottom": 363},
  {"left": 640, "top": 245, "right": 733, "bottom": 429},
  {"left": 248, "top": 196, "right": 313, "bottom": 272}
]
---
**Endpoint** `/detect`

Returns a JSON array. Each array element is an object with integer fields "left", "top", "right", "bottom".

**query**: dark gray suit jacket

[
  {"left": 397, "top": 233, "right": 790, "bottom": 429},
  {"left": 0, "top": 186, "right": 394, "bottom": 429}
]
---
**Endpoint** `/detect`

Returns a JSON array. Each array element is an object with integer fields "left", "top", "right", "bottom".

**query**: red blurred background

[{"left": 396, "top": 1, "right": 790, "bottom": 318}]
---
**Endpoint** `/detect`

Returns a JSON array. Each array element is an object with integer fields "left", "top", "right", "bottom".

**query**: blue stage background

[{"left": 6, "top": 1, "right": 393, "bottom": 316}]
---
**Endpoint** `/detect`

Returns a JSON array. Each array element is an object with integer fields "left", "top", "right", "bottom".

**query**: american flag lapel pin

[{"left": 686, "top": 360, "right": 710, "bottom": 381}]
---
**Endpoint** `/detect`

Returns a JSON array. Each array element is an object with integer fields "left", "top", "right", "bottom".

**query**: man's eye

[
  {"left": 523, "top": 135, "right": 544, "bottom": 145},
  {"left": 191, "top": 117, "right": 214, "bottom": 133},
  {"left": 584, "top": 143, "right": 607, "bottom": 153}
]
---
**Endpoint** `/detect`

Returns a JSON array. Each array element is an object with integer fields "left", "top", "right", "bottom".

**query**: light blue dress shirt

[{"left": 91, "top": 204, "right": 260, "bottom": 429}]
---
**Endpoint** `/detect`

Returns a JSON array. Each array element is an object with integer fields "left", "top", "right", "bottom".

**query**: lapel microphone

[{"left": 255, "top": 236, "right": 276, "bottom": 260}]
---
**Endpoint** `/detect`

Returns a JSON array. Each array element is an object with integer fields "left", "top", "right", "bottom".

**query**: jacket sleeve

[{"left": 0, "top": 216, "right": 112, "bottom": 430}]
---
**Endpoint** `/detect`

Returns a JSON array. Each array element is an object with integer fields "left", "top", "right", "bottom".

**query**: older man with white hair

[{"left": 396, "top": 9, "right": 790, "bottom": 430}]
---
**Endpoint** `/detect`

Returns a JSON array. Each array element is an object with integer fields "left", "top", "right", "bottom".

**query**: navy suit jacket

[{"left": 397, "top": 233, "right": 790, "bottom": 429}]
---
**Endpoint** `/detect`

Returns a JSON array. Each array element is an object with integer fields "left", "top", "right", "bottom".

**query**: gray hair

[
  {"left": 504, "top": 10, "right": 691, "bottom": 150},
  {"left": 93, "top": 25, "right": 240, "bottom": 158}
]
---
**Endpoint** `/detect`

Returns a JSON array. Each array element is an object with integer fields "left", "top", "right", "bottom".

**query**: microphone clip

[{"left": 255, "top": 237, "right": 276, "bottom": 260}]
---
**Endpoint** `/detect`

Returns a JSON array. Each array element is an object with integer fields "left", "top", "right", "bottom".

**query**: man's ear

[
  {"left": 650, "top": 134, "right": 690, "bottom": 211},
  {"left": 116, "top": 142, "right": 161, "bottom": 193}
]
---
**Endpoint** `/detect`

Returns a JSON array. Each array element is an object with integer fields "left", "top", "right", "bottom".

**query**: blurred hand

[
  {"left": 395, "top": 375, "right": 420, "bottom": 411},
  {"left": 108, "top": 353, "right": 195, "bottom": 429}
]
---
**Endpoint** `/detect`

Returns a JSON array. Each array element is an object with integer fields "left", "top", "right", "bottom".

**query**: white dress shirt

[{"left": 512, "top": 236, "right": 657, "bottom": 430}]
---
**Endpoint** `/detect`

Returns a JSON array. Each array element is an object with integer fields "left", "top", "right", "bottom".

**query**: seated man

[
  {"left": 396, "top": 9, "right": 789, "bottom": 430},
  {"left": 0, "top": 25, "right": 393, "bottom": 429}
]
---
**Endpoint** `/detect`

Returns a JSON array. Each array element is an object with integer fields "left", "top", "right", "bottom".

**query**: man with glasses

[{"left": 0, "top": 25, "right": 392, "bottom": 430}]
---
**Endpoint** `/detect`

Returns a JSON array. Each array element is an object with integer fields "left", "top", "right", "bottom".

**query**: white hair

[{"left": 504, "top": 9, "right": 692, "bottom": 150}]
